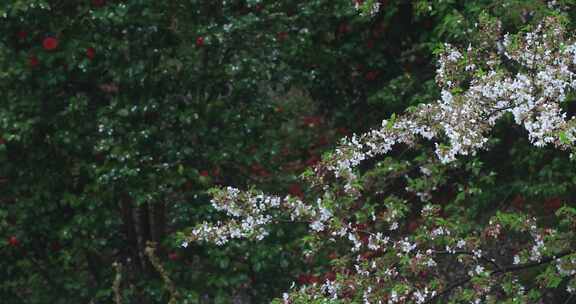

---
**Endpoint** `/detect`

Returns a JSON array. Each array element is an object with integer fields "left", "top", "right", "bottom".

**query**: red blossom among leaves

[
  {"left": 16, "top": 30, "right": 28, "bottom": 40},
  {"left": 419, "top": 270, "right": 430, "bottom": 279},
  {"left": 42, "top": 37, "right": 59, "bottom": 51},
  {"left": 8, "top": 236, "right": 19, "bottom": 247},
  {"left": 28, "top": 55, "right": 39, "bottom": 68},
  {"left": 86, "top": 47, "right": 96, "bottom": 60},
  {"left": 196, "top": 36, "right": 204, "bottom": 47},
  {"left": 199, "top": 170, "right": 210, "bottom": 177},
  {"left": 168, "top": 252, "right": 180, "bottom": 261}
]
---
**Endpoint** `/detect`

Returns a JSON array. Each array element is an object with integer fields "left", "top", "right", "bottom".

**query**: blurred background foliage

[{"left": 1, "top": 0, "right": 576, "bottom": 303}]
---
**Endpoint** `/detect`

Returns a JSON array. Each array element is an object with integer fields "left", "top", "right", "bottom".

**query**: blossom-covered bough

[{"left": 183, "top": 16, "right": 576, "bottom": 303}]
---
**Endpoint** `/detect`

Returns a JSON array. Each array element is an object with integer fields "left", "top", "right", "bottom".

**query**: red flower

[
  {"left": 196, "top": 36, "right": 205, "bottom": 47},
  {"left": 28, "top": 55, "right": 39, "bottom": 68},
  {"left": 8, "top": 236, "right": 19, "bottom": 247},
  {"left": 86, "top": 47, "right": 96, "bottom": 60},
  {"left": 199, "top": 170, "right": 210, "bottom": 177},
  {"left": 92, "top": 0, "right": 106, "bottom": 7},
  {"left": 16, "top": 30, "right": 28, "bottom": 40},
  {"left": 42, "top": 37, "right": 59, "bottom": 51},
  {"left": 168, "top": 252, "right": 180, "bottom": 261}
]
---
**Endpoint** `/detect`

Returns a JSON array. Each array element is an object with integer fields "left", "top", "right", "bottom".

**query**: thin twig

[
  {"left": 145, "top": 242, "right": 180, "bottom": 304},
  {"left": 433, "top": 250, "right": 503, "bottom": 271},
  {"left": 112, "top": 262, "right": 123, "bottom": 304}
]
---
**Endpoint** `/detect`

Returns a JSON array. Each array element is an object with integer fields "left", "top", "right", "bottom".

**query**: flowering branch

[
  {"left": 427, "top": 249, "right": 576, "bottom": 304},
  {"left": 184, "top": 15, "right": 576, "bottom": 304}
]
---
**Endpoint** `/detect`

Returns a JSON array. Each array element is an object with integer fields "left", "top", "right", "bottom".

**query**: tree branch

[
  {"left": 433, "top": 250, "right": 503, "bottom": 271},
  {"left": 425, "top": 249, "right": 576, "bottom": 303}
]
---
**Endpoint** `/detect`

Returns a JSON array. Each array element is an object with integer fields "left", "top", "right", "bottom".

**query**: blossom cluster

[
  {"left": 185, "top": 187, "right": 336, "bottom": 245},
  {"left": 318, "top": 17, "right": 576, "bottom": 197},
  {"left": 186, "top": 16, "right": 576, "bottom": 303}
]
